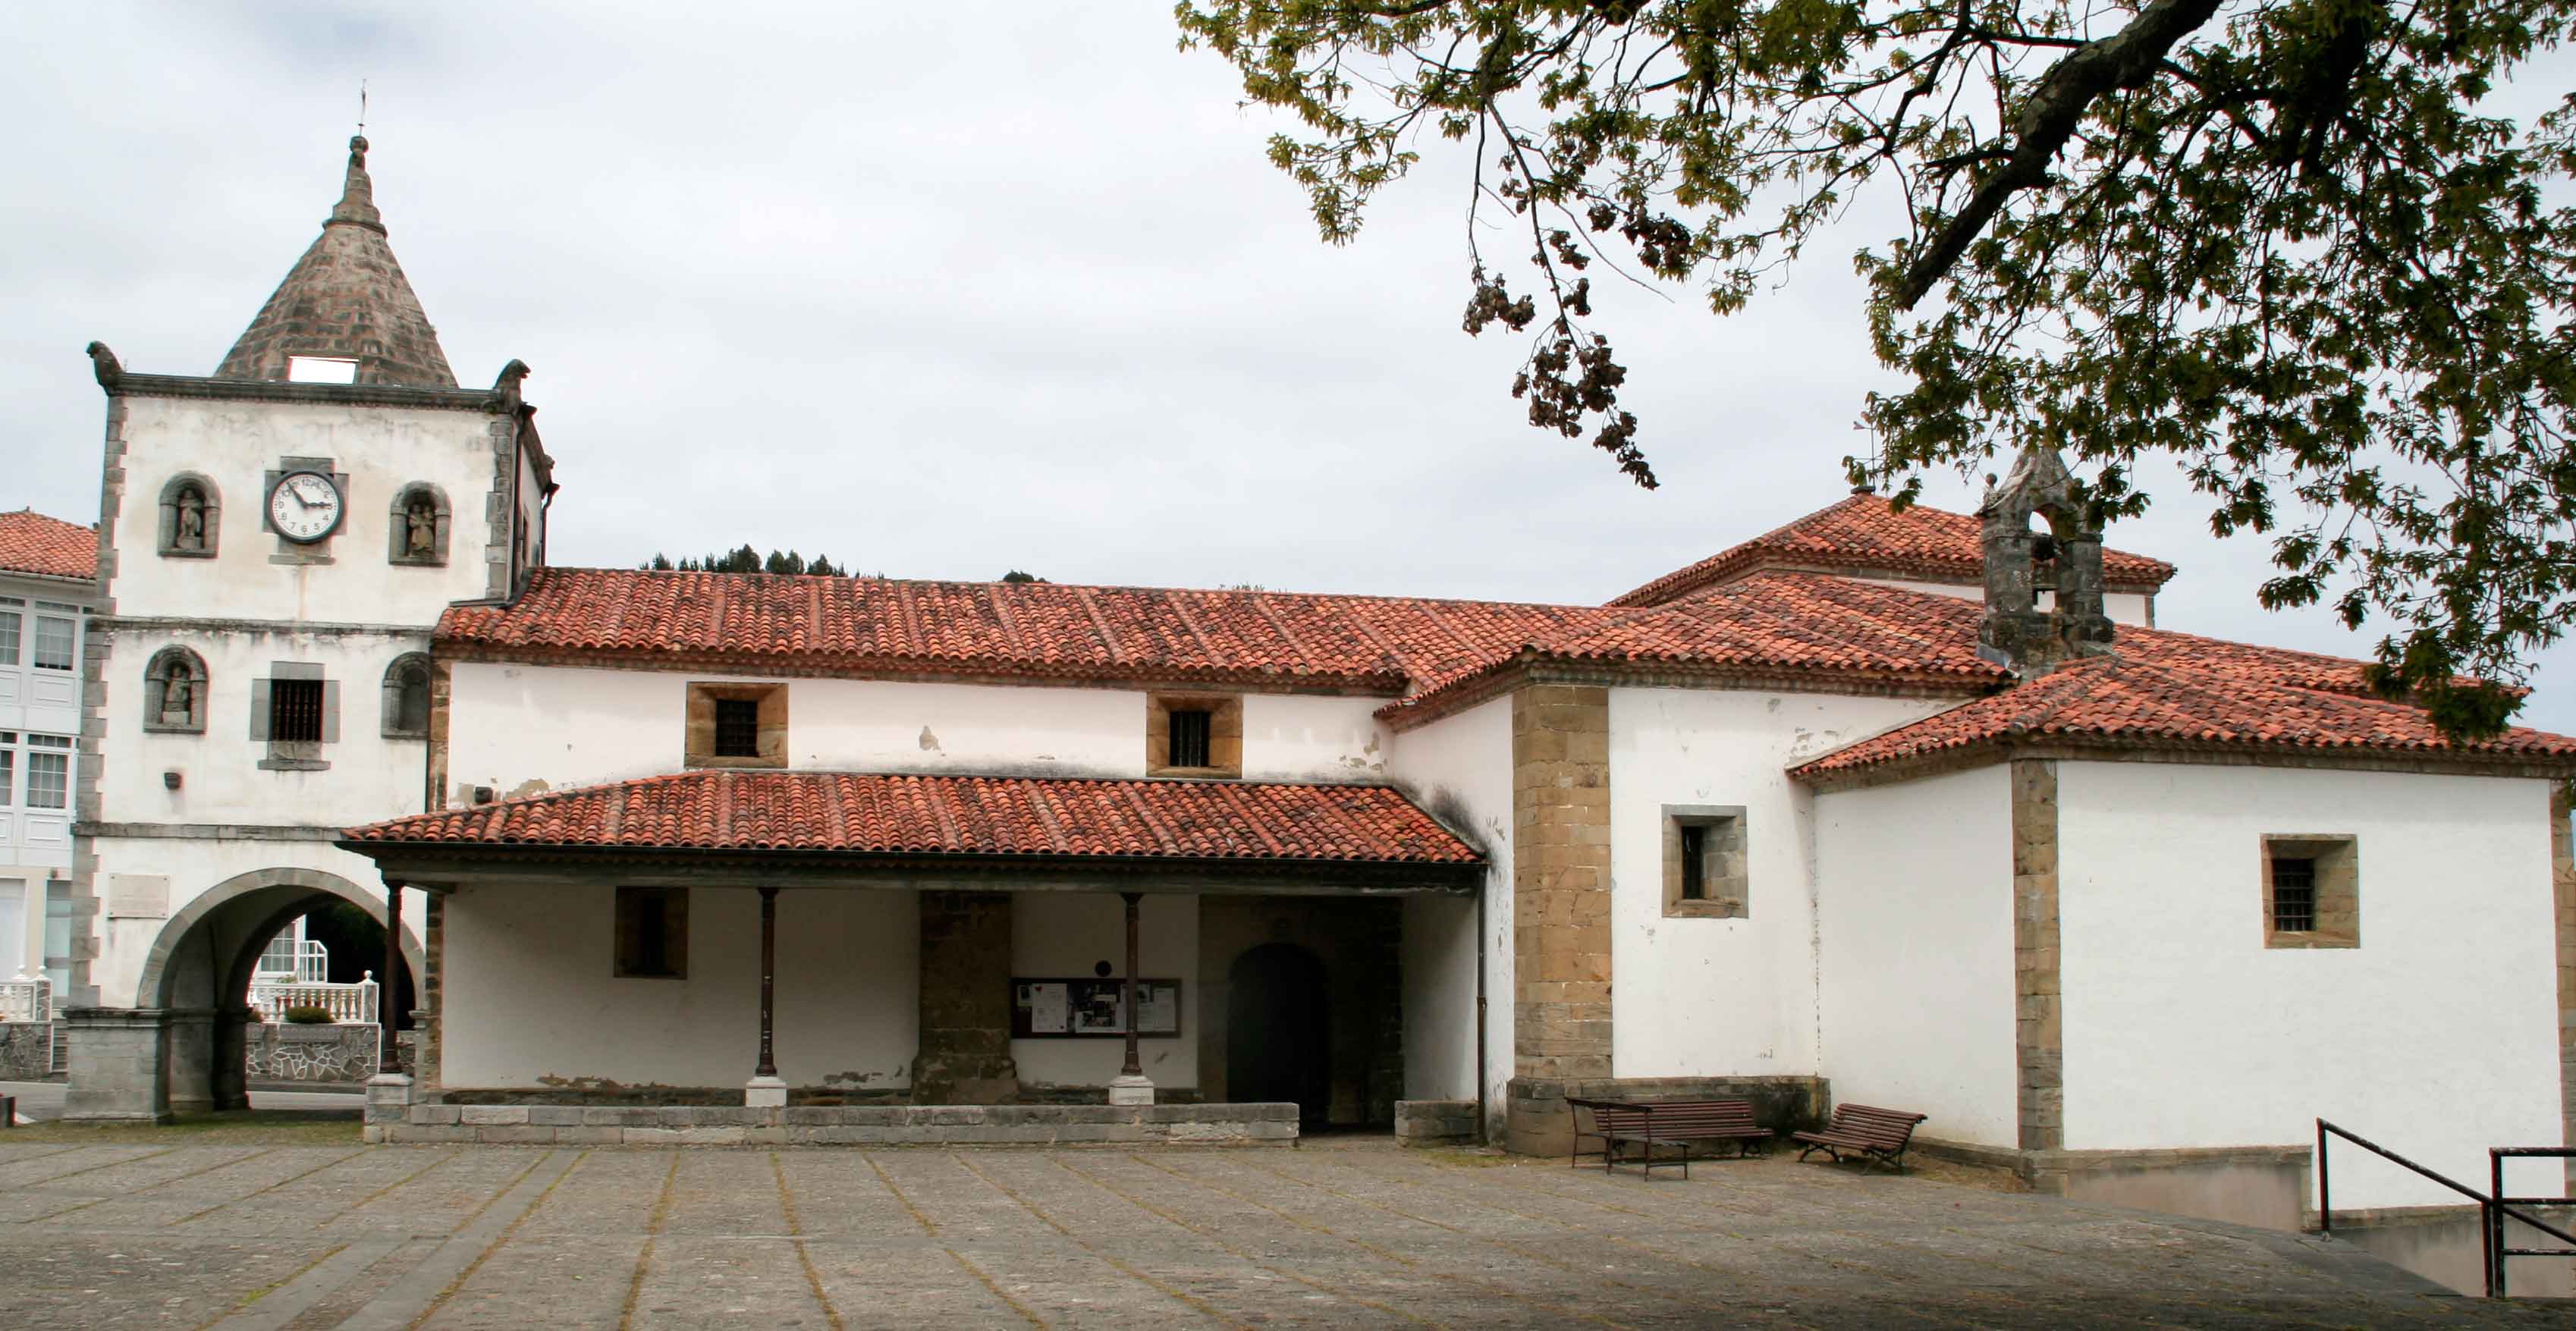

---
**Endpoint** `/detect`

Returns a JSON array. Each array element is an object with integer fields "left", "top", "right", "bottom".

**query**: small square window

[
  {"left": 1148, "top": 694, "right": 1240, "bottom": 776},
  {"left": 614, "top": 887, "right": 688, "bottom": 978},
  {"left": 686, "top": 683, "right": 787, "bottom": 768},
  {"left": 2263, "top": 836, "right": 2358, "bottom": 949},
  {"left": 269, "top": 678, "right": 325, "bottom": 742},
  {"left": 1663, "top": 806, "right": 1748, "bottom": 919}
]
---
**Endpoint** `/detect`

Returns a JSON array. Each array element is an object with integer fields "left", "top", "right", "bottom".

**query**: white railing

[
  {"left": 0, "top": 972, "right": 49, "bottom": 1023},
  {"left": 250, "top": 972, "right": 379, "bottom": 1025}
]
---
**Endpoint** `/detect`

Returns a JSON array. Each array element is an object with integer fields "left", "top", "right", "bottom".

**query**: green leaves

[{"left": 1180, "top": 0, "right": 2576, "bottom": 738}]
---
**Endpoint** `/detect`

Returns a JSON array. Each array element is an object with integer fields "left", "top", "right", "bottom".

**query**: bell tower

[{"left": 1976, "top": 446, "right": 2115, "bottom": 671}]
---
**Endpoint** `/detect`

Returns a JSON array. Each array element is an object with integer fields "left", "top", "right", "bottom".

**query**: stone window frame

[
  {"left": 1146, "top": 692, "right": 1243, "bottom": 777},
  {"left": 2261, "top": 833, "right": 2359, "bottom": 949},
  {"left": 143, "top": 645, "right": 209, "bottom": 734},
  {"left": 683, "top": 682, "right": 788, "bottom": 769},
  {"left": 1661, "top": 804, "right": 1749, "bottom": 919},
  {"left": 614, "top": 886, "right": 690, "bottom": 979},
  {"left": 156, "top": 472, "right": 221, "bottom": 559},
  {"left": 381, "top": 652, "right": 434, "bottom": 739},
  {"left": 386, "top": 482, "right": 452, "bottom": 567},
  {"left": 250, "top": 662, "right": 337, "bottom": 772}
]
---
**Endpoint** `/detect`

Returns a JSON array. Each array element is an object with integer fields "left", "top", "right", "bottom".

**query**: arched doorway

[
  {"left": 130, "top": 868, "right": 420, "bottom": 1114},
  {"left": 1226, "top": 942, "right": 1329, "bottom": 1124}
]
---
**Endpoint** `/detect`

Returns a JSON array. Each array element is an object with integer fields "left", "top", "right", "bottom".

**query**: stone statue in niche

[
  {"left": 404, "top": 494, "right": 437, "bottom": 557},
  {"left": 174, "top": 487, "right": 206, "bottom": 551},
  {"left": 159, "top": 670, "right": 193, "bottom": 725}
]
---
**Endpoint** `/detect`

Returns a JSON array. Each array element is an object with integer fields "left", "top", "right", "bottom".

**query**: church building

[{"left": 46, "top": 136, "right": 2576, "bottom": 1249}]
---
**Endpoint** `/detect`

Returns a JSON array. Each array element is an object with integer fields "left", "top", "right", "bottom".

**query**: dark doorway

[{"left": 1227, "top": 943, "right": 1330, "bottom": 1124}]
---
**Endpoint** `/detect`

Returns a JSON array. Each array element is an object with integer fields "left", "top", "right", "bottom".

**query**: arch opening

[{"left": 1225, "top": 942, "right": 1331, "bottom": 1125}]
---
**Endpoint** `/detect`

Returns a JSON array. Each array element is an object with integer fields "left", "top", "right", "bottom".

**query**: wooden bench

[
  {"left": 1567, "top": 1097, "right": 1773, "bottom": 1180},
  {"left": 1792, "top": 1103, "right": 1929, "bottom": 1172}
]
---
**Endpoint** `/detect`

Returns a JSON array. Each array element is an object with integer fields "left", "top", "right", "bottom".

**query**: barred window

[
  {"left": 713, "top": 698, "right": 760, "bottom": 758},
  {"left": 2270, "top": 856, "right": 2317, "bottom": 933},
  {"left": 1679, "top": 824, "right": 1708, "bottom": 899},
  {"left": 1168, "top": 709, "right": 1213, "bottom": 768},
  {"left": 269, "top": 678, "right": 325, "bottom": 742}
]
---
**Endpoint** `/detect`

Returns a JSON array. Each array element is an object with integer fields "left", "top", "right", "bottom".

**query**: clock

[{"left": 267, "top": 471, "right": 344, "bottom": 544}]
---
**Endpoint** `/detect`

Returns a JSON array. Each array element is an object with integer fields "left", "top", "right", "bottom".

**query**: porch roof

[{"left": 338, "top": 770, "right": 1486, "bottom": 893}]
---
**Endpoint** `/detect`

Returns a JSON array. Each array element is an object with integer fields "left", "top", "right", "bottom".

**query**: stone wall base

[
  {"left": 0, "top": 1022, "right": 52, "bottom": 1081},
  {"left": 1914, "top": 1137, "right": 2311, "bottom": 1232},
  {"left": 2322, "top": 1204, "right": 2576, "bottom": 1298},
  {"left": 366, "top": 1100, "right": 1301, "bottom": 1147},
  {"left": 1506, "top": 1075, "right": 1828, "bottom": 1158},
  {"left": 1394, "top": 1098, "right": 1478, "bottom": 1147}
]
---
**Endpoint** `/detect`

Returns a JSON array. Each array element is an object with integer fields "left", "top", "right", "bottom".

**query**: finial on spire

[
  {"left": 330, "top": 129, "right": 384, "bottom": 233},
  {"left": 357, "top": 79, "right": 367, "bottom": 135}
]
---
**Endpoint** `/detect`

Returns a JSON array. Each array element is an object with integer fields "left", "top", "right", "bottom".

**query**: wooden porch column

[
  {"left": 757, "top": 886, "right": 779, "bottom": 1079},
  {"left": 379, "top": 881, "right": 404, "bottom": 1074}
]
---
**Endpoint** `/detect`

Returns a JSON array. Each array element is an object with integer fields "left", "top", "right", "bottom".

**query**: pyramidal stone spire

[{"left": 214, "top": 136, "right": 458, "bottom": 388}]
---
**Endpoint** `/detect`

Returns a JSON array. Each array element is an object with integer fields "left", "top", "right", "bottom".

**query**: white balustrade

[
  {"left": 249, "top": 972, "right": 379, "bottom": 1025},
  {"left": 0, "top": 972, "right": 49, "bottom": 1023}
]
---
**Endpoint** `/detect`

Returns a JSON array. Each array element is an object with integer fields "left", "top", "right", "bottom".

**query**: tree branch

[{"left": 1894, "top": 0, "right": 2227, "bottom": 308}]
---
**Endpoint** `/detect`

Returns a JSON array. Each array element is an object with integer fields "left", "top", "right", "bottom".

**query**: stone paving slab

[{"left": 2, "top": 1141, "right": 2570, "bottom": 1327}]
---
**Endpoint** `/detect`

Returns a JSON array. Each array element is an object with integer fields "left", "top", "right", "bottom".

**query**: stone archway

[{"left": 124, "top": 867, "right": 421, "bottom": 1116}]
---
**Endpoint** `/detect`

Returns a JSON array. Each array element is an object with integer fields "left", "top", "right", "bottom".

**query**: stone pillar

[
  {"left": 416, "top": 892, "right": 445, "bottom": 1091},
  {"left": 1505, "top": 683, "right": 1613, "bottom": 1157},
  {"left": 2013, "top": 759, "right": 2064, "bottom": 1156},
  {"left": 61, "top": 1007, "right": 174, "bottom": 1123},
  {"left": 164, "top": 1007, "right": 217, "bottom": 1115},
  {"left": 910, "top": 891, "right": 1019, "bottom": 1104},
  {"left": 210, "top": 1006, "right": 253, "bottom": 1111},
  {"left": 368, "top": 879, "right": 414, "bottom": 1116}
]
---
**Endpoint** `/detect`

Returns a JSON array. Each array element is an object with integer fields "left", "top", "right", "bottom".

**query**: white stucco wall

[
  {"left": 1009, "top": 892, "right": 1198, "bottom": 1090},
  {"left": 96, "top": 624, "right": 429, "bottom": 826},
  {"left": 445, "top": 664, "right": 1400, "bottom": 804},
  {"left": 1814, "top": 764, "right": 2017, "bottom": 1145},
  {"left": 1385, "top": 696, "right": 1512, "bottom": 1113},
  {"left": 108, "top": 395, "right": 507, "bottom": 626},
  {"left": 440, "top": 883, "right": 918, "bottom": 1091},
  {"left": 1607, "top": 687, "right": 1952, "bottom": 1080},
  {"left": 1240, "top": 692, "right": 1388, "bottom": 781},
  {"left": 84, "top": 835, "right": 425, "bottom": 1008},
  {"left": 2058, "top": 763, "right": 2562, "bottom": 1207}
]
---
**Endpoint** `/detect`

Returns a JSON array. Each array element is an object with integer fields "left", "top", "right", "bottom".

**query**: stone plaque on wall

[{"left": 107, "top": 874, "right": 171, "bottom": 919}]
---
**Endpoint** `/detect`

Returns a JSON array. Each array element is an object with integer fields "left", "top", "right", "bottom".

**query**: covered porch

[{"left": 335, "top": 771, "right": 1487, "bottom": 1145}]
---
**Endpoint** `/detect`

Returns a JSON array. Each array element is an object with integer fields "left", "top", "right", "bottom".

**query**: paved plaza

[{"left": 0, "top": 1136, "right": 2564, "bottom": 1328}]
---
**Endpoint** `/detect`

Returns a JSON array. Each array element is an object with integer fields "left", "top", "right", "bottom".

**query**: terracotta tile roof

[
  {"left": 437, "top": 567, "right": 1612, "bottom": 696},
  {"left": 1790, "top": 656, "right": 2576, "bottom": 780},
  {"left": 1608, "top": 494, "right": 2177, "bottom": 607},
  {"left": 0, "top": 508, "right": 97, "bottom": 582},
  {"left": 342, "top": 771, "right": 1483, "bottom": 865}
]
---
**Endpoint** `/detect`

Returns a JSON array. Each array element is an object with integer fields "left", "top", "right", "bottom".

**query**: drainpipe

[{"left": 1475, "top": 877, "right": 1489, "bottom": 1144}]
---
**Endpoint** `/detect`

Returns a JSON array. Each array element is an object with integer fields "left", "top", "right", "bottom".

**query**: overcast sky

[{"left": 8, "top": 2, "right": 2574, "bottom": 732}]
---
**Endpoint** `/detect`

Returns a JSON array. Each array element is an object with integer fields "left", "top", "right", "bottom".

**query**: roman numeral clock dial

[{"left": 267, "top": 472, "right": 344, "bottom": 544}]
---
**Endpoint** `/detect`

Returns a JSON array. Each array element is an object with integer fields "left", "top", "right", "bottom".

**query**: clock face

[{"left": 268, "top": 472, "right": 344, "bottom": 544}]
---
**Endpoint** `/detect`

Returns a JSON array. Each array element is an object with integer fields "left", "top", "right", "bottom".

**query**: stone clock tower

[{"left": 62, "top": 136, "right": 556, "bottom": 1120}]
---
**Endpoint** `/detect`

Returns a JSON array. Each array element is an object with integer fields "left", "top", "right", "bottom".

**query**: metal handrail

[
  {"left": 2317, "top": 1119, "right": 2576, "bottom": 1299},
  {"left": 2488, "top": 1147, "right": 2576, "bottom": 1299}
]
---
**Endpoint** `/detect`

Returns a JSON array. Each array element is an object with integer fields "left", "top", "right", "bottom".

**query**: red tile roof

[
  {"left": 1608, "top": 494, "right": 2176, "bottom": 607},
  {"left": 1791, "top": 655, "right": 2576, "bottom": 781},
  {"left": 0, "top": 508, "right": 96, "bottom": 583},
  {"left": 343, "top": 771, "right": 1483, "bottom": 865},
  {"left": 437, "top": 567, "right": 1613, "bottom": 698}
]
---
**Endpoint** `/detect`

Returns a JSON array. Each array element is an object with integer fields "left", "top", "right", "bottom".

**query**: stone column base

[
  {"left": 1107, "top": 1074, "right": 1155, "bottom": 1107},
  {"left": 745, "top": 1075, "right": 787, "bottom": 1109},
  {"left": 363, "top": 1072, "right": 415, "bottom": 1143},
  {"left": 61, "top": 1007, "right": 174, "bottom": 1124}
]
